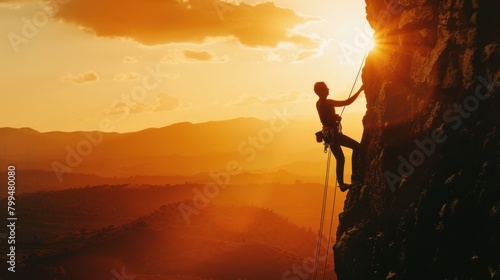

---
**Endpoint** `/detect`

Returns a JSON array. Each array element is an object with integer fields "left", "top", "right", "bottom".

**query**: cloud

[
  {"left": 264, "top": 51, "right": 283, "bottom": 62},
  {"left": 183, "top": 50, "right": 213, "bottom": 61},
  {"left": 122, "top": 56, "right": 138, "bottom": 63},
  {"left": 102, "top": 92, "right": 181, "bottom": 116},
  {"left": 292, "top": 38, "right": 328, "bottom": 62},
  {"left": 228, "top": 90, "right": 311, "bottom": 106},
  {"left": 154, "top": 92, "right": 180, "bottom": 112},
  {"left": 0, "top": 0, "right": 32, "bottom": 5},
  {"left": 103, "top": 100, "right": 155, "bottom": 116},
  {"left": 61, "top": 71, "right": 99, "bottom": 83},
  {"left": 161, "top": 49, "right": 228, "bottom": 64},
  {"left": 184, "top": 50, "right": 220, "bottom": 62},
  {"left": 53, "top": 0, "right": 317, "bottom": 48},
  {"left": 294, "top": 50, "right": 318, "bottom": 62},
  {"left": 113, "top": 72, "right": 143, "bottom": 81}
]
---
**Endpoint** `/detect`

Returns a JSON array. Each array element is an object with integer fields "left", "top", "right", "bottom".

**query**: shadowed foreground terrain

[
  {"left": 0, "top": 184, "right": 340, "bottom": 279},
  {"left": 13, "top": 203, "right": 325, "bottom": 279}
]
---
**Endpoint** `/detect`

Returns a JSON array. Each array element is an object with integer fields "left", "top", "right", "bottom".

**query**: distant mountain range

[{"left": 1, "top": 116, "right": 362, "bottom": 189}]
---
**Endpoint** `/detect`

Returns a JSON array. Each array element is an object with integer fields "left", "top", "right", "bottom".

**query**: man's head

[{"left": 314, "top": 82, "right": 329, "bottom": 98}]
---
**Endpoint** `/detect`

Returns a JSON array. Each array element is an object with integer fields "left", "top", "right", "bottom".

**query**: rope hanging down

[
  {"left": 312, "top": 51, "right": 367, "bottom": 280},
  {"left": 312, "top": 149, "right": 332, "bottom": 280}
]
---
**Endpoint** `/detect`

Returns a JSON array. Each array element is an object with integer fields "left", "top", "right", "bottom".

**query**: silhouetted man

[{"left": 314, "top": 82, "right": 364, "bottom": 191}]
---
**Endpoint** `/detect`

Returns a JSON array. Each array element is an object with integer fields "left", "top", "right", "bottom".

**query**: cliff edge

[{"left": 334, "top": 1, "right": 500, "bottom": 279}]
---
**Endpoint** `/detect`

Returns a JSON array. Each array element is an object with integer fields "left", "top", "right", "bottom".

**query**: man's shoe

[{"left": 339, "top": 183, "right": 352, "bottom": 192}]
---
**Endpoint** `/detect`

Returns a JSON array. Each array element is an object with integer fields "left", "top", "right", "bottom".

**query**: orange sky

[{"left": 0, "top": 0, "right": 372, "bottom": 133}]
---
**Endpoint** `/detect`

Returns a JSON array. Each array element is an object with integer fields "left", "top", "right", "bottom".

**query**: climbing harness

[
  {"left": 321, "top": 121, "right": 342, "bottom": 154},
  {"left": 312, "top": 51, "right": 367, "bottom": 280}
]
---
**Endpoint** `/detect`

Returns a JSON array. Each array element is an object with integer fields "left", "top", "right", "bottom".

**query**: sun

[
  {"left": 365, "top": 35, "right": 376, "bottom": 51},
  {"left": 361, "top": 28, "right": 376, "bottom": 52},
  {"left": 347, "top": 26, "right": 376, "bottom": 53}
]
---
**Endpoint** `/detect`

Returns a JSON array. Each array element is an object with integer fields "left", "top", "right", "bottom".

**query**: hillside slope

[{"left": 14, "top": 203, "right": 329, "bottom": 280}]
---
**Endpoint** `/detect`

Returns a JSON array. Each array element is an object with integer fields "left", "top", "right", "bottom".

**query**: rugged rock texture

[{"left": 334, "top": 1, "right": 500, "bottom": 279}]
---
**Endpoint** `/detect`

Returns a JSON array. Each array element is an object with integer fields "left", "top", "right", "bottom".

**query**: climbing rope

[
  {"left": 313, "top": 51, "right": 367, "bottom": 280},
  {"left": 340, "top": 51, "right": 367, "bottom": 117},
  {"left": 322, "top": 171, "right": 339, "bottom": 278},
  {"left": 312, "top": 149, "right": 332, "bottom": 280}
]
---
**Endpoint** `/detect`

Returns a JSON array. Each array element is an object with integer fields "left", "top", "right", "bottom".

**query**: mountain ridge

[{"left": 1, "top": 116, "right": 353, "bottom": 179}]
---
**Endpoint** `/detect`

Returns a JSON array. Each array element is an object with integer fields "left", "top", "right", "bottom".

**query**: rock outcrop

[{"left": 334, "top": 1, "right": 500, "bottom": 279}]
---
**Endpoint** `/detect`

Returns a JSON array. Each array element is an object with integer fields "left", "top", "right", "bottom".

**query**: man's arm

[{"left": 332, "top": 84, "right": 365, "bottom": 107}]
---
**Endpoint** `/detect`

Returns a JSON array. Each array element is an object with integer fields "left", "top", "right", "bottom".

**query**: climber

[{"left": 314, "top": 82, "right": 364, "bottom": 192}]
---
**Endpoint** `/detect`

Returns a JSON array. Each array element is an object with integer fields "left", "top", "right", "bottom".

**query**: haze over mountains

[
  {"left": 0, "top": 116, "right": 362, "bottom": 279},
  {"left": 1, "top": 116, "right": 362, "bottom": 191}
]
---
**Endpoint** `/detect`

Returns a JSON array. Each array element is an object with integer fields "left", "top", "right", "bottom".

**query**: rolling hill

[{"left": 12, "top": 203, "right": 336, "bottom": 280}]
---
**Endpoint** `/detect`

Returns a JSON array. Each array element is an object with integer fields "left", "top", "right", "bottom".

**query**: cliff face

[{"left": 334, "top": 1, "right": 500, "bottom": 279}]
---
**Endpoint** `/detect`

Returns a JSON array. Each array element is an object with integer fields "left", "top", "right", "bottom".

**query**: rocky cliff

[{"left": 334, "top": 1, "right": 500, "bottom": 279}]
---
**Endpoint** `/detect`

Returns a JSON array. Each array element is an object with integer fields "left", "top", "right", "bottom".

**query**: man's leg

[
  {"left": 338, "top": 134, "right": 361, "bottom": 182},
  {"left": 330, "top": 141, "right": 345, "bottom": 185}
]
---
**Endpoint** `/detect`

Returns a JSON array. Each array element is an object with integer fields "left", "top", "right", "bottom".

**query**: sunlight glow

[
  {"left": 361, "top": 27, "right": 376, "bottom": 52},
  {"left": 365, "top": 35, "right": 376, "bottom": 51}
]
